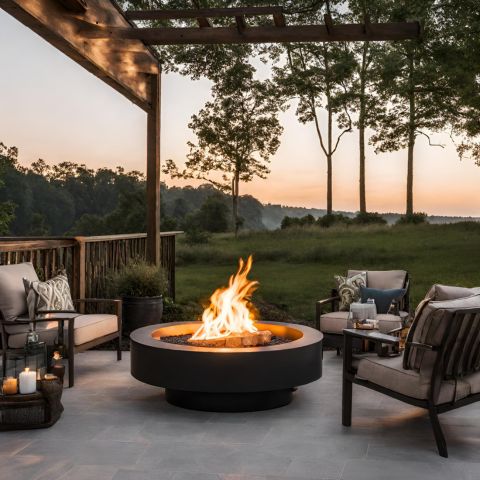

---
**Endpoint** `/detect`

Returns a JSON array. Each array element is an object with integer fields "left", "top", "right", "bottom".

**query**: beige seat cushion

[
  {"left": 356, "top": 355, "right": 471, "bottom": 405},
  {"left": 320, "top": 312, "right": 406, "bottom": 334},
  {"left": 70, "top": 314, "right": 118, "bottom": 346},
  {"left": 465, "top": 371, "right": 480, "bottom": 395},
  {"left": 0, "top": 262, "right": 39, "bottom": 322},
  {"left": 376, "top": 312, "right": 407, "bottom": 333},
  {"left": 6, "top": 316, "right": 59, "bottom": 348},
  {"left": 319, "top": 311, "right": 349, "bottom": 334},
  {"left": 348, "top": 270, "right": 407, "bottom": 290},
  {"left": 6, "top": 313, "right": 118, "bottom": 348}
]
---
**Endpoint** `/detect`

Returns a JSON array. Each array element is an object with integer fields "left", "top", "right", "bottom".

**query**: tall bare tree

[{"left": 270, "top": 2, "right": 356, "bottom": 214}]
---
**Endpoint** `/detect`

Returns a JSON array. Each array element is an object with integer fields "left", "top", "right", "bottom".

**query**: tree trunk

[
  {"left": 358, "top": 43, "right": 368, "bottom": 214},
  {"left": 327, "top": 96, "right": 333, "bottom": 215},
  {"left": 232, "top": 171, "right": 240, "bottom": 236},
  {"left": 406, "top": 52, "right": 416, "bottom": 216}
]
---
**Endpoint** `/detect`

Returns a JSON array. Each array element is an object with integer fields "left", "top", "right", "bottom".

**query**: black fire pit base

[{"left": 165, "top": 388, "right": 294, "bottom": 412}]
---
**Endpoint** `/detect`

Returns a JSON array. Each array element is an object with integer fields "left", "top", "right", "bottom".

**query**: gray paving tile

[
  {"left": 57, "top": 465, "right": 118, "bottom": 480},
  {"left": 3, "top": 349, "right": 480, "bottom": 480},
  {"left": 113, "top": 468, "right": 174, "bottom": 480},
  {"left": 285, "top": 458, "right": 345, "bottom": 479},
  {"left": 341, "top": 459, "right": 466, "bottom": 480},
  {"left": 0, "top": 454, "right": 73, "bottom": 480}
]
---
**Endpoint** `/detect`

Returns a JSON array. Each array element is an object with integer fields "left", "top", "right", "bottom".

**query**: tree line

[
  {"left": 123, "top": 0, "right": 480, "bottom": 227},
  {"left": 0, "top": 142, "right": 266, "bottom": 236}
]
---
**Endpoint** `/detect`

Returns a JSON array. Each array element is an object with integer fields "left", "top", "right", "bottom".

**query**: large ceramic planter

[{"left": 122, "top": 295, "right": 163, "bottom": 332}]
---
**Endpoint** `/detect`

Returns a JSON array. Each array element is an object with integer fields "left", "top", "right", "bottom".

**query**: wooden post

[
  {"left": 73, "top": 237, "right": 86, "bottom": 310},
  {"left": 146, "top": 72, "right": 161, "bottom": 265}
]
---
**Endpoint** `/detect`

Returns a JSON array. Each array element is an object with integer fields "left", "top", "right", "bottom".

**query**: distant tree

[
  {"left": 369, "top": 2, "right": 447, "bottom": 216},
  {"left": 433, "top": 0, "right": 480, "bottom": 165},
  {"left": 347, "top": 0, "right": 392, "bottom": 214},
  {"left": 270, "top": 1, "right": 355, "bottom": 215},
  {"left": 164, "top": 61, "right": 283, "bottom": 235},
  {"left": 196, "top": 194, "right": 229, "bottom": 233},
  {"left": 68, "top": 214, "right": 106, "bottom": 236},
  {"left": 0, "top": 143, "right": 19, "bottom": 234}
]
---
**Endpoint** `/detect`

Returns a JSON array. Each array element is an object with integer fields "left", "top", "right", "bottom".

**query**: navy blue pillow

[{"left": 360, "top": 286, "right": 406, "bottom": 314}]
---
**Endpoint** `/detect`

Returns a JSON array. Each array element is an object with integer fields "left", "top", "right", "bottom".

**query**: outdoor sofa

[
  {"left": 343, "top": 284, "right": 480, "bottom": 457},
  {"left": 316, "top": 269, "right": 410, "bottom": 352},
  {"left": 0, "top": 262, "right": 122, "bottom": 387}
]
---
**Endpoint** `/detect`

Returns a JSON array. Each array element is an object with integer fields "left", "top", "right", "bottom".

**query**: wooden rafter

[
  {"left": 191, "top": 0, "right": 211, "bottom": 28},
  {"left": 124, "top": 6, "right": 284, "bottom": 21},
  {"left": 0, "top": 0, "right": 160, "bottom": 111},
  {"left": 81, "top": 22, "right": 421, "bottom": 45},
  {"left": 235, "top": 15, "right": 247, "bottom": 33}
]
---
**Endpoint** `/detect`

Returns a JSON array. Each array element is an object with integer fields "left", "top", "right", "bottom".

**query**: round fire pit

[{"left": 130, "top": 321, "right": 323, "bottom": 412}]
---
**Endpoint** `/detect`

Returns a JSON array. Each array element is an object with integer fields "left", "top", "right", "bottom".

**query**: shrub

[
  {"left": 281, "top": 214, "right": 316, "bottom": 229},
  {"left": 184, "top": 227, "right": 211, "bottom": 245},
  {"left": 108, "top": 261, "right": 168, "bottom": 298},
  {"left": 396, "top": 212, "right": 429, "bottom": 225},
  {"left": 352, "top": 212, "right": 387, "bottom": 225},
  {"left": 316, "top": 213, "right": 351, "bottom": 228}
]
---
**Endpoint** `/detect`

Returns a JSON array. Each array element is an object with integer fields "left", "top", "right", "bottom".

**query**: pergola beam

[
  {"left": 0, "top": 0, "right": 160, "bottom": 111},
  {"left": 81, "top": 22, "right": 421, "bottom": 45},
  {"left": 125, "top": 6, "right": 284, "bottom": 21}
]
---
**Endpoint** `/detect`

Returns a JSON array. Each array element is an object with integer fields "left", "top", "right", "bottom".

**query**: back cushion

[
  {"left": 348, "top": 270, "right": 407, "bottom": 290},
  {"left": 426, "top": 284, "right": 480, "bottom": 302},
  {"left": 0, "top": 262, "right": 39, "bottom": 322},
  {"left": 405, "top": 294, "right": 480, "bottom": 377}
]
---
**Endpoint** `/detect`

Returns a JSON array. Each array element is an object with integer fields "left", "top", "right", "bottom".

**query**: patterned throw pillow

[
  {"left": 23, "top": 272, "right": 75, "bottom": 320},
  {"left": 334, "top": 272, "right": 367, "bottom": 311}
]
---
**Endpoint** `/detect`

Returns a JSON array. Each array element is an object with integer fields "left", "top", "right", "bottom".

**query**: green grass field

[{"left": 175, "top": 222, "right": 480, "bottom": 324}]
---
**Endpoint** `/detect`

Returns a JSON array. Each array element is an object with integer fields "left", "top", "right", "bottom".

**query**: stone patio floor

[{"left": 2, "top": 350, "right": 480, "bottom": 480}]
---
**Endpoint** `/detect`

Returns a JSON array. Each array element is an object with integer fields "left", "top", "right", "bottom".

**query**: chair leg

[
  {"left": 2, "top": 348, "right": 6, "bottom": 377},
  {"left": 68, "top": 345, "right": 75, "bottom": 388},
  {"left": 116, "top": 334, "right": 122, "bottom": 361},
  {"left": 428, "top": 405, "right": 448, "bottom": 458},
  {"left": 342, "top": 378, "right": 353, "bottom": 426},
  {"left": 336, "top": 347, "right": 341, "bottom": 356}
]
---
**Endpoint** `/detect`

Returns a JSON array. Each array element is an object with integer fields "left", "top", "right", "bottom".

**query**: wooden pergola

[{"left": 0, "top": 0, "right": 420, "bottom": 264}]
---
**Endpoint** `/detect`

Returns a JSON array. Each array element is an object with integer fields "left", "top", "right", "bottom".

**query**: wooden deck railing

[{"left": 0, "top": 232, "right": 181, "bottom": 300}]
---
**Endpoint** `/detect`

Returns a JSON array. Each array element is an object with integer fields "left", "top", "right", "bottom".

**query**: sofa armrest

[
  {"left": 343, "top": 328, "right": 400, "bottom": 345},
  {"left": 407, "top": 341, "right": 438, "bottom": 351},
  {"left": 74, "top": 298, "right": 122, "bottom": 318},
  {"left": 315, "top": 295, "right": 341, "bottom": 330},
  {"left": 343, "top": 329, "right": 401, "bottom": 376}
]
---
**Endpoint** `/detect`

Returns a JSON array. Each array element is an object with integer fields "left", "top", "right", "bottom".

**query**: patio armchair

[
  {"left": 342, "top": 290, "right": 480, "bottom": 458},
  {"left": 0, "top": 262, "right": 122, "bottom": 388},
  {"left": 316, "top": 270, "right": 410, "bottom": 352}
]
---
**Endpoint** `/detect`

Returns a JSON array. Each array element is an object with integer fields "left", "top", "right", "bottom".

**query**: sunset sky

[{"left": 1, "top": 10, "right": 479, "bottom": 217}]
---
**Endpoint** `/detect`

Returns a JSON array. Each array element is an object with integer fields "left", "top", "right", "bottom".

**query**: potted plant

[{"left": 109, "top": 261, "right": 168, "bottom": 332}]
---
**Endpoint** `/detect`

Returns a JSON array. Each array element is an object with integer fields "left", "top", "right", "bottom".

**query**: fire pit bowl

[{"left": 130, "top": 321, "right": 323, "bottom": 412}]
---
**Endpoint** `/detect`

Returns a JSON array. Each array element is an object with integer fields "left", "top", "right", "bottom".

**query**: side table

[{"left": 0, "top": 379, "right": 64, "bottom": 431}]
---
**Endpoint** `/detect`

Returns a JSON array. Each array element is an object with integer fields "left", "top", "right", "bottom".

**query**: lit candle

[
  {"left": 2, "top": 377, "right": 18, "bottom": 395},
  {"left": 19, "top": 368, "right": 36, "bottom": 394}
]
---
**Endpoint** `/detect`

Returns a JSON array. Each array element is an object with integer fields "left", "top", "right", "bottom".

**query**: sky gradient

[{"left": 1, "top": 10, "right": 479, "bottom": 217}]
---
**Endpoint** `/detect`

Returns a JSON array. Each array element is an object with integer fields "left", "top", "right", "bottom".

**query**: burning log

[{"left": 188, "top": 330, "right": 272, "bottom": 348}]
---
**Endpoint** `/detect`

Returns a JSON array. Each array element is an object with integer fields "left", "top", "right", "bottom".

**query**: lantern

[{"left": 4, "top": 330, "right": 48, "bottom": 380}]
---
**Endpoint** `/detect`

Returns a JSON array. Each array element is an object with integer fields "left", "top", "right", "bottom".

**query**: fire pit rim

[{"left": 130, "top": 320, "right": 322, "bottom": 353}]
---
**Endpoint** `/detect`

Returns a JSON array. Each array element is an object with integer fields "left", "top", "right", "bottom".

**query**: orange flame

[{"left": 190, "top": 255, "right": 258, "bottom": 341}]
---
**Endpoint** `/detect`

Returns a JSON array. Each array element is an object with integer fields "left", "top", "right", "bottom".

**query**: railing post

[
  {"left": 160, "top": 234, "right": 176, "bottom": 301},
  {"left": 73, "top": 237, "right": 86, "bottom": 304}
]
